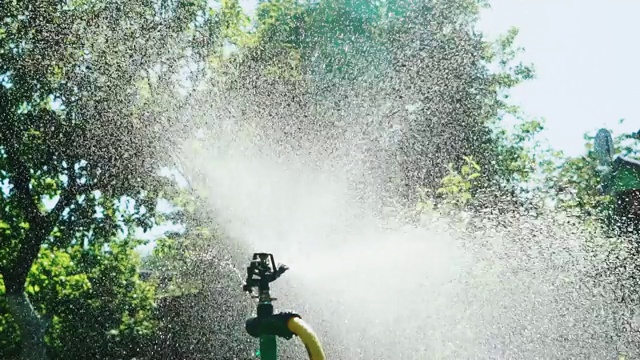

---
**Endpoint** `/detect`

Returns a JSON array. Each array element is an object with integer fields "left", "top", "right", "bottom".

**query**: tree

[
  {"left": 221, "top": 0, "right": 539, "bottom": 208},
  {"left": 0, "top": 0, "right": 220, "bottom": 357}
]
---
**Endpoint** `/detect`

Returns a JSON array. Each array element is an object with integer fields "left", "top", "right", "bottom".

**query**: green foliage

[
  {"left": 145, "top": 189, "right": 226, "bottom": 293},
  {"left": 479, "top": 25, "right": 541, "bottom": 191},
  {"left": 46, "top": 244, "right": 156, "bottom": 360},
  {"left": 483, "top": 27, "right": 535, "bottom": 97},
  {"left": 0, "top": 278, "right": 20, "bottom": 358},
  {"left": 0, "top": 244, "right": 156, "bottom": 360},
  {"left": 491, "top": 119, "right": 543, "bottom": 183},
  {"left": 555, "top": 150, "right": 611, "bottom": 217},
  {"left": 437, "top": 156, "right": 482, "bottom": 208},
  {"left": 552, "top": 125, "right": 640, "bottom": 228},
  {"left": 416, "top": 156, "right": 482, "bottom": 215}
]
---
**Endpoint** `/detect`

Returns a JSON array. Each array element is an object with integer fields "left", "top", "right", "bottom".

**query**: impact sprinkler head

[{"left": 243, "top": 253, "right": 289, "bottom": 301}]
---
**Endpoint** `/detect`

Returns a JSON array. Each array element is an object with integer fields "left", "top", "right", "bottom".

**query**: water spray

[{"left": 243, "top": 253, "right": 326, "bottom": 360}]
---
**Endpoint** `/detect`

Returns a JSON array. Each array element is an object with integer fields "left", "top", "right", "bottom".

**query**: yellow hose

[{"left": 286, "top": 317, "right": 326, "bottom": 360}]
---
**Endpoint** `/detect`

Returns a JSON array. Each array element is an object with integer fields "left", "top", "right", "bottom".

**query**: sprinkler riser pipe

[{"left": 259, "top": 335, "right": 277, "bottom": 360}]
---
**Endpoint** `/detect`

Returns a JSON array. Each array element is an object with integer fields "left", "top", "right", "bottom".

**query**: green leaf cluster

[{"left": 0, "top": 244, "right": 155, "bottom": 359}]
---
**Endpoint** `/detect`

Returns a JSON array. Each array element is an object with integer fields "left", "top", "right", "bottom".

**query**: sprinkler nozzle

[{"left": 243, "top": 253, "right": 288, "bottom": 296}]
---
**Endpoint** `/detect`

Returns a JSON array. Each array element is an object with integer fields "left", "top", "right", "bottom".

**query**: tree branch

[
  {"left": 2, "top": 136, "right": 88, "bottom": 294},
  {"left": 45, "top": 165, "right": 87, "bottom": 229},
  {"left": 2, "top": 140, "right": 44, "bottom": 293},
  {"left": 4, "top": 144, "right": 42, "bottom": 224}
]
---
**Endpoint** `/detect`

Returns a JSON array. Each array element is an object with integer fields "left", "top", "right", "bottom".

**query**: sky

[
  {"left": 238, "top": 0, "right": 639, "bottom": 157},
  {"left": 477, "top": 0, "right": 640, "bottom": 156}
]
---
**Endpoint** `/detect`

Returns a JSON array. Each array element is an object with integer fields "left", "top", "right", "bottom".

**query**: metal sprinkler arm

[{"left": 243, "top": 253, "right": 289, "bottom": 297}]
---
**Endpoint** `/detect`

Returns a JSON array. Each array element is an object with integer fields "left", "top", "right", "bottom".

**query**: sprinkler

[{"left": 243, "top": 253, "right": 326, "bottom": 360}]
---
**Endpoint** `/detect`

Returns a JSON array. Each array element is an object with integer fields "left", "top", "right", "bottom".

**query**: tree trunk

[{"left": 5, "top": 292, "right": 48, "bottom": 360}]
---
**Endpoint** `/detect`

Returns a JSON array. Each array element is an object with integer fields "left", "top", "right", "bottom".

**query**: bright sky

[
  {"left": 478, "top": 0, "right": 640, "bottom": 156},
  {"left": 239, "top": 0, "right": 639, "bottom": 157}
]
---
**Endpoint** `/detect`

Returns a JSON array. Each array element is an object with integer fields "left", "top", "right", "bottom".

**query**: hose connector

[{"left": 245, "top": 311, "right": 301, "bottom": 340}]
